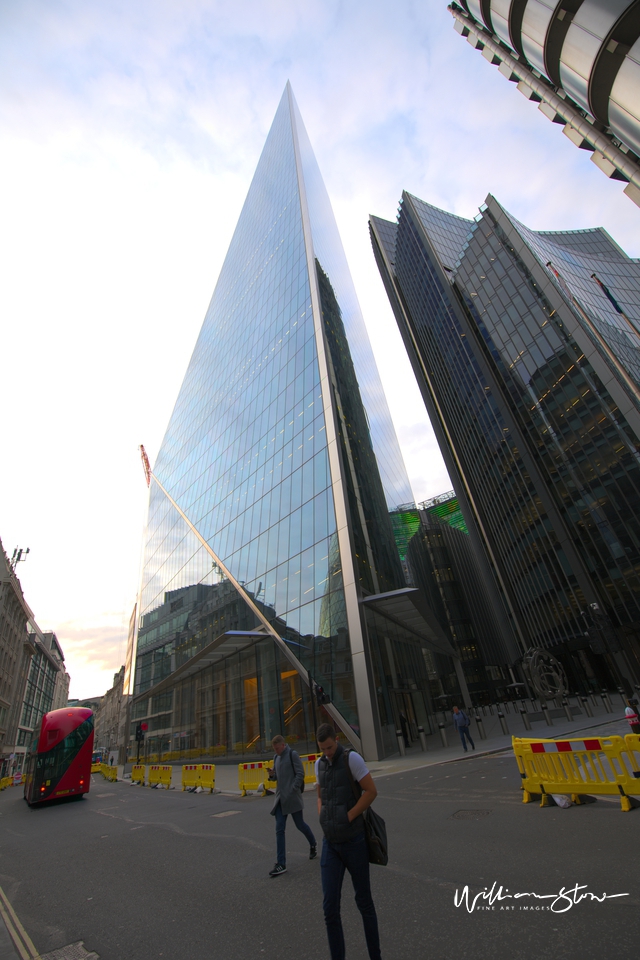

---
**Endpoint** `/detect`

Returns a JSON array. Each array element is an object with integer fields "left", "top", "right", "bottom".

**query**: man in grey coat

[{"left": 268, "top": 735, "right": 317, "bottom": 877}]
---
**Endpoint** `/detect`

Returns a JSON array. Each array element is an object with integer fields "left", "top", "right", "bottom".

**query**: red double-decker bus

[{"left": 23, "top": 707, "right": 94, "bottom": 805}]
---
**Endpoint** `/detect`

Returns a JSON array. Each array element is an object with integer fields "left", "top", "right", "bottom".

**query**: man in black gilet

[{"left": 315, "top": 723, "right": 382, "bottom": 960}]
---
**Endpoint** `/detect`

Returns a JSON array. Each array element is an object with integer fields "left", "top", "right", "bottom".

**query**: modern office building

[
  {"left": 371, "top": 191, "right": 640, "bottom": 695},
  {"left": 449, "top": 1, "right": 640, "bottom": 207},
  {"left": 131, "top": 85, "right": 466, "bottom": 761}
]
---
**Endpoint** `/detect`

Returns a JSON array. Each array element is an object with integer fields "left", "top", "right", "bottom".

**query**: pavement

[{"left": 0, "top": 703, "right": 637, "bottom": 960}]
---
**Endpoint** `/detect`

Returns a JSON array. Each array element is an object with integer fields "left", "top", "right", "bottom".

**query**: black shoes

[
  {"left": 309, "top": 844, "right": 317, "bottom": 860},
  {"left": 269, "top": 863, "right": 287, "bottom": 877}
]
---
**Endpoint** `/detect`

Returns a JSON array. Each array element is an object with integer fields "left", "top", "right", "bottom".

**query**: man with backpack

[
  {"left": 452, "top": 705, "right": 475, "bottom": 752},
  {"left": 267, "top": 734, "right": 317, "bottom": 877},
  {"left": 315, "top": 723, "right": 382, "bottom": 960}
]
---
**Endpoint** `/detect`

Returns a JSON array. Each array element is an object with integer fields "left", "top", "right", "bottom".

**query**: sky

[{"left": 1, "top": 0, "right": 638, "bottom": 699}]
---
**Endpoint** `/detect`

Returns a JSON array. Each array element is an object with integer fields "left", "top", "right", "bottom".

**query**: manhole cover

[{"left": 449, "top": 810, "right": 492, "bottom": 820}]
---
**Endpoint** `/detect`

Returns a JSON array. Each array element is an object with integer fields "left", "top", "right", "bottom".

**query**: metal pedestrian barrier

[
  {"left": 131, "top": 764, "right": 146, "bottom": 785},
  {"left": 238, "top": 761, "right": 271, "bottom": 796},
  {"left": 148, "top": 765, "right": 172, "bottom": 789},
  {"left": 513, "top": 735, "right": 640, "bottom": 812}
]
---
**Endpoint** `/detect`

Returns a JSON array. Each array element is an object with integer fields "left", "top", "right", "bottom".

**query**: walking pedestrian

[
  {"left": 452, "top": 705, "right": 475, "bottom": 752},
  {"left": 315, "top": 723, "right": 382, "bottom": 960},
  {"left": 268, "top": 735, "right": 317, "bottom": 877},
  {"left": 625, "top": 700, "right": 640, "bottom": 734}
]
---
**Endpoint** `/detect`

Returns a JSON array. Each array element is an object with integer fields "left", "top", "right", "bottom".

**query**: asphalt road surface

[{"left": 0, "top": 752, "right": 638, "bottom": 960}]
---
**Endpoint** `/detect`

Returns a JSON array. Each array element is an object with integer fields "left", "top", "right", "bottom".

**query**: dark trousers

[
  {"left": 458, "top": 726, "right": 474, "bottom": 750},
  {"left": 321, "top": 832, "right": 381, "bottom": 960},
  {"left": 274, "top": 802, "right": 315, "bottom": 866}
]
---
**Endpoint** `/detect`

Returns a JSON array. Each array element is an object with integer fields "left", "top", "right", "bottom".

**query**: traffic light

[
  {"left": 315, "top": 683, "right": 330, "bottom": 706},
  {"left": 135, "top": 722, "right": 148, "bottom": 742}
]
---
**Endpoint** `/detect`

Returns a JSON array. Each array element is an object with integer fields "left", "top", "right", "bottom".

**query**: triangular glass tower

[{"left": 132, "top": 85, "right": 455, "bottom": 761}]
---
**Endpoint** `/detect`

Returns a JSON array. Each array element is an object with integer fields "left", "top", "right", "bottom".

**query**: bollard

[
  {"left": 395, "top": 729, "right": 406, "bottom": 757},
  {"left": 520, "top": 708, "right": 532, "bottom": 731},
  {"left": 497, "top": 710, "right": 509, "bottom": 735},
  {"left": 590, "top": 692, "right": 598, "bottom": 707},
  {"left": 438, "top": 722, "right": 448, "bottom": 748},
  {"left": 601, "top": 691, "right": 613, "bottom": 714},
  {"left": 561, "top": 698, "right": 572, "bottom": 722},
  {"left": 541, "top": 702, "right": 554, "bottom": 726},
  {"left": 417, "top": 725, "right": 428, "bottom": 752},
  {"left": 580, "top": 695, "right": 593, "bottom": 718},
  {"left": 617, "top": 686, "right": 627, "bottom": 706},
  {"left": 488, "top": 704, "right": 495, "bottom": 716},
  {"left": 474, "top": 712, "right": 487, "bottom": 740}
]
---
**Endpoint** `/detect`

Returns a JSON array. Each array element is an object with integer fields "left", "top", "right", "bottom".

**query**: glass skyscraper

[
  {"left": 131, "top": 85, "right": 460, "bottom": 762},
  {"left": 371, "top": 191, "right": 640, "bottom": 694}
]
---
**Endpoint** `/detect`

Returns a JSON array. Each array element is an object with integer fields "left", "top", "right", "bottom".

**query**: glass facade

[
  {"left": 132, "top": 85, "right": 451, "bottom": 760},
  {"left": 371, "top": 191, "right": 640, "bottom": 693}
]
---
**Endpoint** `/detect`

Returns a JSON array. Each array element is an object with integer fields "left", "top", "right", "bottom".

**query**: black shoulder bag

[{"left": 345, "top": 752, "right": 388, "bottom": 866}]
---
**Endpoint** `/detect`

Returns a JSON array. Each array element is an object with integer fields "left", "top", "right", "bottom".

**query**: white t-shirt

[{"left": 315, "top": 750, "right": 369, "bottom": 784}]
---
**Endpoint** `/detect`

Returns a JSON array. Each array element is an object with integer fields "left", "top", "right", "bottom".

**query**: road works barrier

[
  {"left": 91, "top": 762, "right": 101, "bottom": 774},
  {"left": 181, "top": 763, "right": 216, "bottom": 792},
  {"left": 100, "top": 764, "right": 117, "bottom": 782},
  {"left": 0, "top": 777, "right": 12, "bottom": 790},
  {"left": 131, "top": 764, "right": 146, "bottom": 785},
  {"left": 513, "top": 735, "right": 640, "bottom": 812},
  {"left": 238, "top": 761, "right": 272, "bottom": 796},
  {"left": 148, "top": 765, "right": 172, "bottom": 789},
  {"left": 299, "top": 754, "right": 320, "bottom": 785},
  {"left": 182, "top": 764, "right": 200, "bottom": 790},
  {"left": 199, "top": 764, "right": 216, "bottom": 793}
]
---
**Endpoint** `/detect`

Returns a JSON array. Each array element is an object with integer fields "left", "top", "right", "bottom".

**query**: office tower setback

[
  {"left": 371, "top": 191, "right": 640, "bottom": 694},
  {"left": 132, "top": 85, "right": 461, "bottom": 761},
  {"left": 449, "top": 1, "right": 640, "bottom": 207}
]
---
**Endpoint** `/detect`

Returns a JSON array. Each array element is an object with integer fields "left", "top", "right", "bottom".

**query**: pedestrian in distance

[
  {"left": 452, "top": 705, "right": 475, "bottom": 752},
  {"left": 315, "top": 723, "right": 382, "bottom": 960},
  {"left": 625, "top": 699, "right": 640, "bottom": 734},
  {"left": 267, "top": 734, "right": 317, "bottom": 877}
]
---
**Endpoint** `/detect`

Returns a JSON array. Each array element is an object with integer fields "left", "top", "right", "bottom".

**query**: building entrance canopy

[{"left": 361, "top": 588, "right": 456, "bottom": 658}]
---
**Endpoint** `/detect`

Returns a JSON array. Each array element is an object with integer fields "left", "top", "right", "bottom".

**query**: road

[{"left": 0, "top": 750, "right": 637, "bottom": 960}]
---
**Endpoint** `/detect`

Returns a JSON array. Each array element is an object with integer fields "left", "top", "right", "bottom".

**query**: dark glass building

[
  {"left": 371, "top": 191, "right": 640, "bottom": 694},
  {"left": 448, "top": 1, "right": 640, "bottom": 207},
  {"left": 131, "top": 86, "right": 463, "bottom": 761}
]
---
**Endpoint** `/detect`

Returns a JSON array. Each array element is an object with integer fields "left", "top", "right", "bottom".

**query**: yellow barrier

[
  {"left": 513, "top": 735, "right": 640, "bottom": 812},
  {"left": 0, "top": 777, "right": 11, "bottom": 790},
  {"left": 100, "top": 764, "right": 117, "bottom": 782},
  {"left": 199, "top": 764, "right": 216, "bottom": 793},
  {"left": 238, "top": 761, "right": 271, "bottom": 796},
  {"left": 299, "top": 753, "right": 320, "bottom": 786},
  {"left": 182, "top": 764, "right": 200, "bottom": 790},
  {"left": 131, "top": 764, "right": 146, "bottom": 785},
  {"left": 148, "top": 764, "right": 172, "bottom": 789},
  {"left": 91, "top": 762, "right": 101, "bottom": 774}
]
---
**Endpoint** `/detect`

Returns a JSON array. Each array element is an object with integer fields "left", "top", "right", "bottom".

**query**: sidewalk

[{"left": 114, "top": 696, "right": 634, "bottom": 794}]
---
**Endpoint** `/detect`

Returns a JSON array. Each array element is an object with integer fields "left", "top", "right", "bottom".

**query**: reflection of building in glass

[
  {"left": 449, "top": 1, "right": 640, "bottom": 207},
  {"left": 371, "top": 191, "right": 640, "bottom": 695},
  {"left": 131, "top": 85, "right": 470, "bottom": 761},
  {"left": 408, "top": 503, "right": 517, "bottom": 704}
]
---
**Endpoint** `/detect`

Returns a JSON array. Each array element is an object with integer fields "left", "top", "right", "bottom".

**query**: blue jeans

[
  {"left": 274, "top": 802, "right": 316, "bottom": 866},
  {"left": 321, "top": 832, "right": 381, "bottom": 960},
  {"left": 458, "top": 725, "right": 474, "bottom": 750}
]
